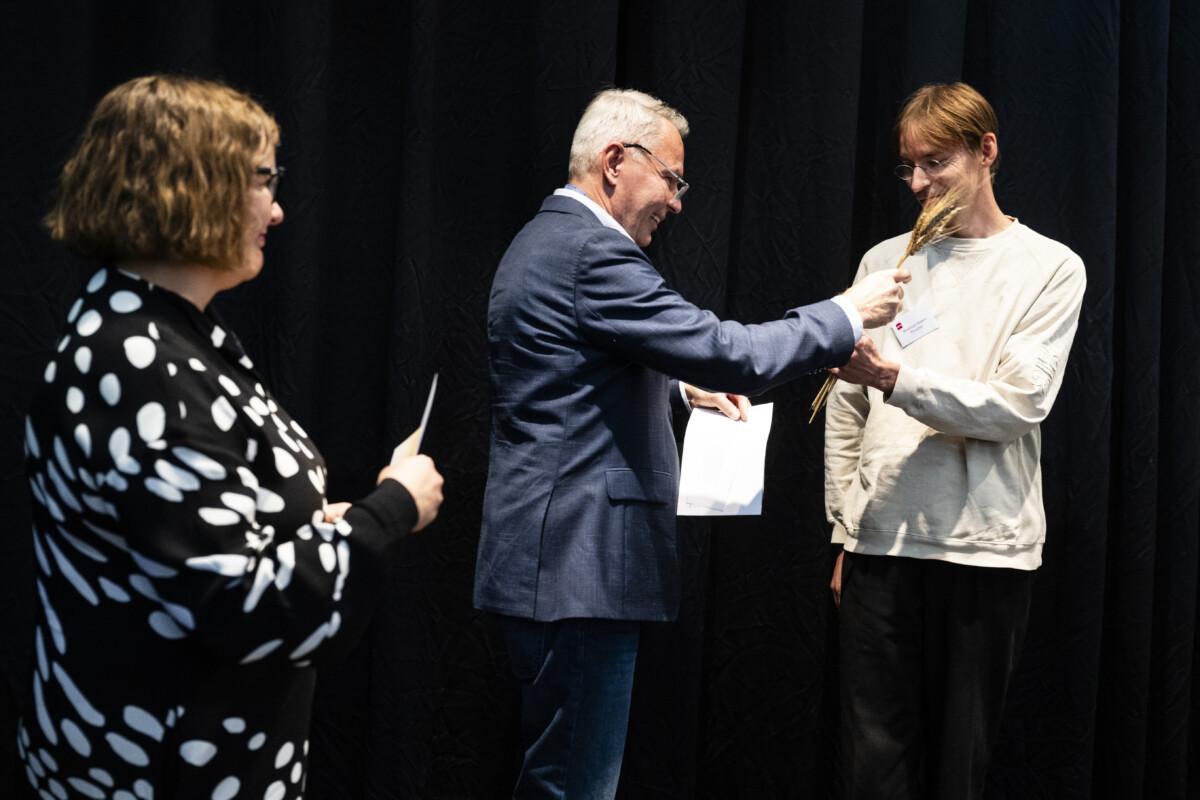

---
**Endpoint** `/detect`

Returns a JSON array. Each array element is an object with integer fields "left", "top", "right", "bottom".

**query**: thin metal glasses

[
  {"left": 893, "top": 157, "right": 953, "bottom": 184},
  {"left": 621, "top": 143, "right": 689, "bottom": 201}
]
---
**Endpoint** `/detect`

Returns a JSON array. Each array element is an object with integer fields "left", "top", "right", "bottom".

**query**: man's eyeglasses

[
  {"left": 621, "top": 143, "right": 689, "bottom": 201},
  {"left": 255, "top": 165, "right": 285, "bottom": 199},
  {"left": 893, "top": 157, "right": 953, "bottom": 184}
]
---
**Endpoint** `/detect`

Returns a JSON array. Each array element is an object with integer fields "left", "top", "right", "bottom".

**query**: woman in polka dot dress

[{"left": 18, "top": 75, "right": 444, "bottom": 799}]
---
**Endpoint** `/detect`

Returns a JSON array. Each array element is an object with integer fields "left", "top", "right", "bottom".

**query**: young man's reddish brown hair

[{"left": 896, "top": 82, "right": 1000, "bottom": 177}]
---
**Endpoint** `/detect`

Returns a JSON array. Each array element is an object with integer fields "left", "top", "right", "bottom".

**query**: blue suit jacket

[{"left": 474, "top": 194, "right": 855, "bottom": 622}]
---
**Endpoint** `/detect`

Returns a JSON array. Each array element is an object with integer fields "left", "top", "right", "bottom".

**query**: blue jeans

[{"left": 500, "top": 616, "right": 641, "bottom": 800}]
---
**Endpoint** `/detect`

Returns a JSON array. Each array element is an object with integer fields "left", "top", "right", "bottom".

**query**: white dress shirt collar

[{"left": 553, "top": 185, "right": 634, "bottom": 243}]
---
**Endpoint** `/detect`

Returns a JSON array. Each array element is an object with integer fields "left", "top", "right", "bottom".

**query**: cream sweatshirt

[{"left": 825, "top": 220, "right": 1086, "bottom": 570}]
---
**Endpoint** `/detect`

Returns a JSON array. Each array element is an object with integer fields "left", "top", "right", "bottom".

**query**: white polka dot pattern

[
  {"left": 212, "top": 776, "right": 240, "bottom": 800},
  {"left": 212, "top": 396, "right": 237, "bottom": 431},
  {"left": 74, "top": 423, "right": 92, "bottom": 458},
  {"left": 273, "top": 448, "right": 299, "bottom": 478},
  {"left": 76, "top": 310, "right": 102, "bottom": 337},
  {"left": 19, "top": 268, "right": 412, "bottom": 791},
  {"left": 66, "top": 387, "right": 84, "bottom": 414},
  {"left": 180, "top": 739, "right": 218, "bottom": 766},
  {"left": 240, "top": 639, "right": 283, "bottom": 665},
  {"left": 109, "top": 291, "right": 142, "bottom": 313},
  {"left": 68, "top": 777, "right": 106, "bottom": 798},
  {"left": 89, "top": 767, "right": 114, "bottom": 787},
  {"left": 123, "top": 336, "right": 156, "bottom": 369},
  {"left": 198, "top": 507, "right": 241, "bottom": 526},
  {"left": 274, "top": 741, "right": 294, "bottom": 768},
  {"left": 148, "top": 611, "right": 186, "bottom": 640},
  {"left": 145, "top": 478, "right": 184, "bottom": 503},
  {"left": 105, "top": 732, "right": 149, "bottom": 766},
  {"left": 86, "top": 269, "right": 107, "bottom": 293},
  {"left": 186, "top": 553, "right": 250, "bottom": 576},
  {"left": 172, "top": 446, "right": 227, "bottom": 480},
  {"left": 123, "top": 706, "right": 163, "bottom": 742},
  {"left": 218, "top": 375, "right": 241, "bottom": 396},
  {"left": 61, "top": 718, "right": 91, "bottom": 757},
  {"left": 75, "top": 346, "right": 92, "bottom": 374},
  {"left": 99, "top": 373, "right": 121, "bottom": 405},
  {"left": 155, "top": 459, "right": 200, "bottom": 491},
  {"left": 136, "top": 402, "right": 166, "bottom": 442}
]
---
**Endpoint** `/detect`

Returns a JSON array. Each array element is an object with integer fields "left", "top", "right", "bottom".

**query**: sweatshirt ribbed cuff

[{"left": 886, "top": 363, "right": 921, "bottom": 412}]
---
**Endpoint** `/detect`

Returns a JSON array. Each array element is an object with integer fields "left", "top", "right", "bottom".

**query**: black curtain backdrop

[{"left": 2, "top": 1, "right": 1197, "bottom": 798}]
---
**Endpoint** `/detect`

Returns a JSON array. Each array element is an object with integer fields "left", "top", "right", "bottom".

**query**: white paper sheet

[{"left": 677, "top": 403, "right": 774, "bottom": 516}]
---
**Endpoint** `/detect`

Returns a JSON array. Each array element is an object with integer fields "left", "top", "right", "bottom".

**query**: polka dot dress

[{"left": 19, "top": 267, "right": 417, "bottom": 798}]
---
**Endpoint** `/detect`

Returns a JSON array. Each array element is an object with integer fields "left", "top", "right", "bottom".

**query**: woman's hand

[
  {"left": 323, "top": 501, "right": 352, "bottom": 523},
  {"left": 378, "top": 455, "right": 445, "bottom": 532}
]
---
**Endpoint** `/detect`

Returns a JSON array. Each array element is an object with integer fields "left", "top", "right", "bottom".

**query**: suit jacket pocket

[{"left": 604, "top": 468, "right": 674, "bottom": 505}]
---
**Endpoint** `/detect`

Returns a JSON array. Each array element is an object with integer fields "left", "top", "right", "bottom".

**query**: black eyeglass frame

[
  {"left": 254, "top": 165, "right": 285, "bottom": 198},
  {"left": 621, "top": 143, "right": 689, "bottom": 201}
]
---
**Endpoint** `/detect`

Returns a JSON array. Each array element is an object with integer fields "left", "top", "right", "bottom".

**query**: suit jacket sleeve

[{"left": 573, "top": 232, "right": 854, "bottom": 395}]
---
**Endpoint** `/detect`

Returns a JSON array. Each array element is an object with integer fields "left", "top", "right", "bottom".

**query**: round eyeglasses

[{"left": 893, "top": 157, "right": 953, "bottom": 184}]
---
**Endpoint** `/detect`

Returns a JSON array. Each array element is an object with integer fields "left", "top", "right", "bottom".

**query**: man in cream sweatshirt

[{"left": 824, "top": 82, "right": 1086, "bottom": 800}]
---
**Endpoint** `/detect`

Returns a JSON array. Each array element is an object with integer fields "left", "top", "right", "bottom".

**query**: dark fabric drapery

[{"left": 2, "top": 2, "right": 1197, "bottom": 797}]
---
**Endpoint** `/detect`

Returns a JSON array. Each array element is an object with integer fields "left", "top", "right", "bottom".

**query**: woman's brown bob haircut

[
  {"left": 896, "top": 82, "right": 1000, "bottom": 176},
  {"left": 45, "top": 75, "right": 280, "bottom": 268}
]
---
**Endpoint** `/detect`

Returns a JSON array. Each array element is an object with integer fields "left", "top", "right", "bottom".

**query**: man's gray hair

[{"left": 568, "top": 89, "right": 689, "bottom": 181}]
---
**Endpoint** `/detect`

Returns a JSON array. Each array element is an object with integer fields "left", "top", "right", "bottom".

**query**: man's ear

[
  {"left": 979, "top": 132, "right": 999, "bottom": 168},
  {"left": 601, "top": 142, "right": 624, "bottom": 187}
]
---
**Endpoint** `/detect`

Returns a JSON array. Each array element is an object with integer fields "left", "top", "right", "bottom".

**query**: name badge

[{"left": 890, "top": 306, "right": 939, "bottom": 348}]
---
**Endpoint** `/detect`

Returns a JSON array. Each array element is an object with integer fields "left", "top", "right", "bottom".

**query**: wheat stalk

[{"left": 808, "top": 186, "right": 966, "bottom": 423}]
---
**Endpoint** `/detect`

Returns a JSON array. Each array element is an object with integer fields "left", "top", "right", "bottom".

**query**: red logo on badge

[{"left": 895, "top": 321, "right": 904, "bottom": 330}]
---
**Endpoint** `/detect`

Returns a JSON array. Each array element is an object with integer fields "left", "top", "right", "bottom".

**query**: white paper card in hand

[
  {"left": 391, "top": 373, "right": 438, "bottom": 464},
  {"left": 677, "top": 403, "right": 773, "bottom": 516}
]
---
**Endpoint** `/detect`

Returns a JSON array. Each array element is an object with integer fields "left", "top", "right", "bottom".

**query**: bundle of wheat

[{"left": 808, "top": 185, "right": 966, "bottom": 423}]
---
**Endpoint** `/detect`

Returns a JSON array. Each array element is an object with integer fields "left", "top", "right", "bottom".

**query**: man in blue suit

[{"left": 475, "top": 88, "right": 909, "bottom": 799}]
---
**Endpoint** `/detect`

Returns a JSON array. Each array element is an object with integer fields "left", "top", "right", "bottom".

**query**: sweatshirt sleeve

[
  {"left": 824, "top": 377, "right": 870, "bottom": 543},
  {"left": 822, "top": 259, "right": 871, "bottom": 544},
  {"left": 886, "top": 254, "right": 1086, "bottom": 442}
]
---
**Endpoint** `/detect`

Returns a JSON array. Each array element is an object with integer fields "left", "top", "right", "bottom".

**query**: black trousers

[{"left": 838, "top": 551, "right": 1035, "bottom": 800}]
